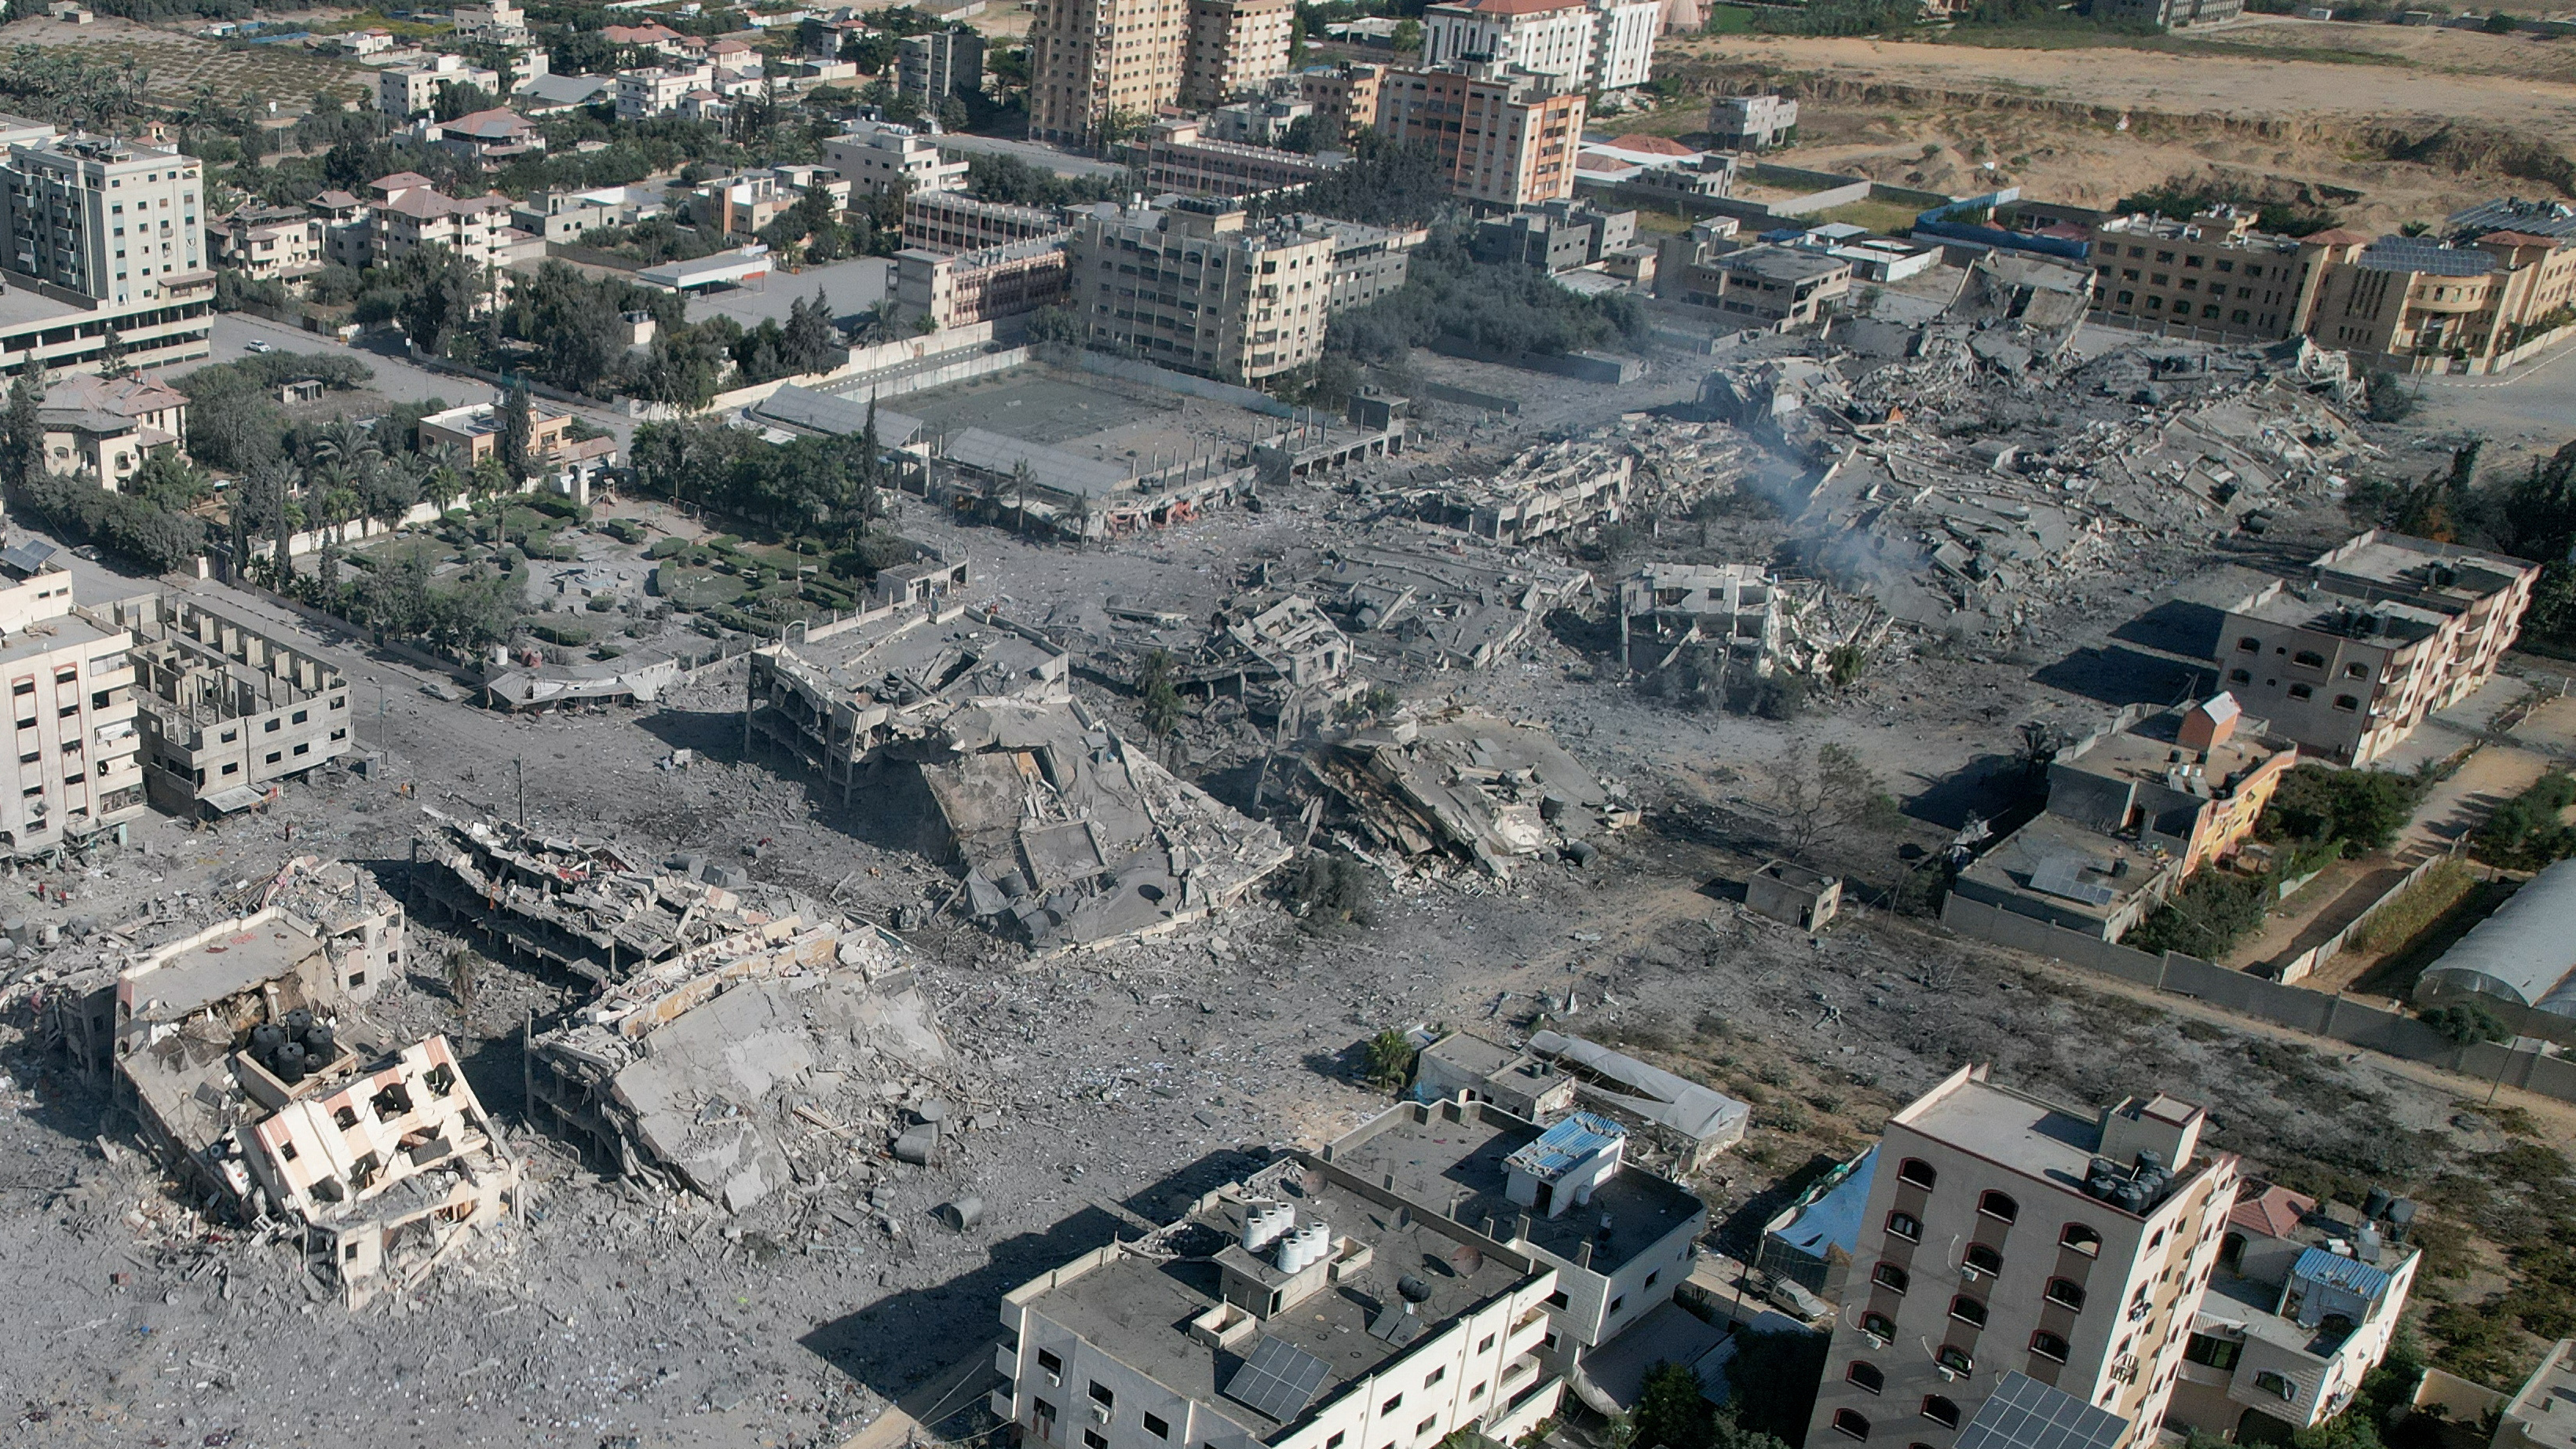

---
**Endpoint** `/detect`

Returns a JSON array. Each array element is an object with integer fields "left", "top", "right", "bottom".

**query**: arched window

[
  {"left": 1847, "top": 1362, "right": 1886, "bottom": 1394},
  {"left": 2045, "top": 1279, "right": 2087, "bottom": 1311},
  {"left": 2030, "top": 1331, "right": 2070, "bottom": 1363},
  {"left": 1949, "top": 1296, "right": 1988, "bottom": 1328},
  {"left": 1977, "top": 1191, "right": 2019, "bottom": 1224},
  {"left": 1832, "top": 1410, "right": 1873, "bottom": 1441},
  {"left": 1874, "top": 1264, "right": 1911, "bottom": 1295},
  {"left": 1937, "top": 1347, "right": 1973, "bottom": 1377},
  {"left": 1963, "top": 1244, "right": 2003, "bottom": 1276},
  {"left": 1921, "top": 1396, "right": 1962, "bottom": 1429},
  {"left": 1886, "top": 1211, "right": 1922, "bottom": 1242},
  {"left": 1862, "top": 1312, "right": 1896, "bottom": 1343},
  {"left": 1898, "top": 1158, "right": 1938, "bottom": 1190},
  {"left": 2059, "top": 1224, "right": 2101, "bottom": 1257}
]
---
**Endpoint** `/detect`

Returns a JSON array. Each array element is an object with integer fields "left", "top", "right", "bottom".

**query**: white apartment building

[
  {"left": 1066, "top": 199, "right": 1336, "bottom": 384},
  {"left": 212, "top": 205, "right": 325, "bottom": 281},
  {"left": 1419, "top": 0, "right": 1657, "bottom": 91},
  {"left": 995, "top": 1151, "right": 1563, "bottom": 1449},
  {"left": 1806, "top": 1067, "right": 2242, "bottom": 1449},
  {"left": 615, "top": 64, "right": 714, "bottom": 120},
  {"left": 820, "top": 119, "right": 969, "bottom": 197},
  {"left": 368, "top": 175, "right": 524, "bottom": 273},
  {"left": 0, "top": 541, "right": 148, "bottom": 855},
  {"left": 378, "top": 55, "right": 503, "bottom": 118},
  {"left": 1325, "top": 1102, "right": 1708, "bottom": 1374},
  {"left": 2, "top": 132, "right": 205, "bottom": 308}
]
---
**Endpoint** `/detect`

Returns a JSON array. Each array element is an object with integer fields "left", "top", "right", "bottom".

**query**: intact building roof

[
  {"left": 751, "top": 384, "right": 926, "bottom": 446},
  {"left": 516, "top": 72, "right": 613, "bottom": 105},
  {"left": 1504, "top": 1111, "right": 1624, "bottom": 1178},
  {"left": 2449, "top": 197, "right": 2576, "bottom": 240},
  {"left": 1436, "top": 0, "right": 1588, "bottom": 13},
  {"left": 443, "top": 107, "right": 536, "bottom": 138},
  {"left": 2355, "top": 236, "right": 2497, "bottom": 277},
  {"left": 2421, "top": 856, "right": 2576, "bottom": 1018},
  {"left": 2229, "top": 1184, "right": 2317, "bottom": 1241},
  {"left": 1716, "top": 245, "right": 1850, "bottom": 284},
  {"left": 2501, "top": 1338, "right": 2576, "bottom": 1449},
  {"left": 2291, "top": 1246, "right": 2395, "bottom": 1301},
  {"left": 943, "top": 426, "right": 1132, "bottom": 499}
]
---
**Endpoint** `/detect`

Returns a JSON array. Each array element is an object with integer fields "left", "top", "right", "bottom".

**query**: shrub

[{"left": 527, "top": 621, "right": 590, "bottom": 646}]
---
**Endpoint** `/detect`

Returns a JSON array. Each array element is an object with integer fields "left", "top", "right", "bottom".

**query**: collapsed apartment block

[
  {"left": 1617, "top": 563, "right": 1781, "bottom": 678},
  {"left": 912, "top": 697, "right": 1292, "bottom": 949},
  {"left": 524, "top": 915, "right": 952, "bottom": 1210},
  {"left": 1405, "top": 438, "right": 1634, "bottom": 545},
  {"left": 1314, "top": 543, "right": 1592, "bottom": 671},
  {"left": 1170, "top": 593, "right": 1359, "bottom": 723},
  {"left": 53, "top": 856, "right": 513, "bottom": 1305},
  {"left": 923, "top": 428, "right": 1258, "bottom": 541},
  {"left": 84, "top": 591, "right": 356, "bottom": 814},
  {"left": 746, "top": 606, "right": 1071, "bottom": 801},
  {"left": 411, "top": 810, "right": 839, "bottom": 982},
  {"left": 1304, "top": 710, "right": 1637, "bottom": 876}
]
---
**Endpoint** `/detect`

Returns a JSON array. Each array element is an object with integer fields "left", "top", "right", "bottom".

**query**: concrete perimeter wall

[{"left": 1942, "top": 893, "right": 2576, "bottom": 1105}]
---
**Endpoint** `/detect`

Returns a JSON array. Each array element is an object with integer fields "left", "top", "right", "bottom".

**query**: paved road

[
  {"left": 684, "top": 254, "right": 895, "bottom": 332},
  {"left": 188, "top": 312, "right": 639, "bottom": 447},
  {"left": 2413, "top": 338, "right": 2576, "bottom": 463}
]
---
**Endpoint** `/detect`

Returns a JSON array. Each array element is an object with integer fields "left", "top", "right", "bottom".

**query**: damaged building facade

[
  {"left": 1303, "top": 710, "right": 1637, "bottom": 877},
  {"left": 85, "top": 591, "right": 356, "bottom": 814}
]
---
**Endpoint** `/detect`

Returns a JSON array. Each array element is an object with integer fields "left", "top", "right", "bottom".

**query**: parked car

[{"left": 243, "top": 339, "right": 273, "bottom": 353}]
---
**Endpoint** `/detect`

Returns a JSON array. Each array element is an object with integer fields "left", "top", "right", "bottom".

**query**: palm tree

[{"left": 309, "top": 417, "right": 381, "bottom": 470}]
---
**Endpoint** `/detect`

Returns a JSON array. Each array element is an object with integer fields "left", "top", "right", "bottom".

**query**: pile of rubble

[{"left": 1299, "top": 709, "right": 1638, "bottom": 879}]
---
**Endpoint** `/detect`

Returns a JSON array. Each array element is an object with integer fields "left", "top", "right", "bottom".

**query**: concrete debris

[
  {"left": 1170, "top": 592, "right": 1361, "bottom": 726},
  {"left": 525, "top": 920, "right": 952, "bottom": 1212},
  {"left": 910, "top": 697, "right": 1292, "bottom": 950},
  {"left": 1314, "top": 542, "right": 1594, "bottom": 671},
  {"left": 1303, "top": 709, "right": 1638, "bottom": 877},
  {"left": 410, "top": 810, "right": 838, "bottom": 981},
  {"left": 1399, "top": 436, "right": 1636, "bottom": 545}
]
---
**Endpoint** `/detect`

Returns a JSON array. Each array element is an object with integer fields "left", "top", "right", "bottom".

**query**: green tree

[
  {"left": 2421, "top": 1001, "right": 2511, "bottom": 1045},
  {"left": 1137, "top": 647, "right": 1184, "bottom": 737},
  {"left": 1361, "top": 1027, "right": 1415, "bottom": 1088},
  {"left": 497, "top": 380, "right": 535, "bottom": 485},
  {"left": 1631, "top": 1363, "right": 1716, "bottom": 1449},
  {"left": 0, "top": 372, "right": 44, "bottom": 490}
]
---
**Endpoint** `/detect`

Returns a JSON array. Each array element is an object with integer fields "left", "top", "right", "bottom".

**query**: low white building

[{"left": 820, "top": 119, "right": 968, "bottom": 197}]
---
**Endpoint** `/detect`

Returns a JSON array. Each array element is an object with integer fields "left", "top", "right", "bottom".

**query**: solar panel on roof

[
  {"left": 1224, "top": 1337, "right": 1331, "bottom": 1422},
  {"left": 1956, "top": 1374, "right": 2129, "bottom": 1449},
  {"left": 1367, "top": 1302, "right": 1423, "bottom": 1346},
  {"left": 0, "top": 539, "right": 57, "bottom": 575},
  {"left": 2027, "top": 857, "right": 2118, "bottom": 908}
]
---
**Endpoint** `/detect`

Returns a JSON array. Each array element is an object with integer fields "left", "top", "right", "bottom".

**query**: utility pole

[{"left": 514, "top": 756, "right": 525, "bottom": 825}]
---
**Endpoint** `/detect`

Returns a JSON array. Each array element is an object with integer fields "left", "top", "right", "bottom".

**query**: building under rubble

[
  {"left": 1617, "top": 563, "right": 1781, "bottom": 679},
  {"left": 1408, "top": 437, "right": 1634, "bottom": 546},
  {"left": 524, "top": 914, "right": 952, "bottom": 1210},
  {"left": 1314, "top": 542, "right": 1592, "bottom": 672},
  {"left": 1304, "top": 711, "right": 1636, "bottom": 877},
  {"left": 1169, "top": 593, "right": 1359, "bottom": 726}
]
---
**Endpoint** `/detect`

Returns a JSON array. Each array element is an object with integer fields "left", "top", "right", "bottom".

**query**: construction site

[{"left": 0, "top": 212, "right": 2572, "bottom": 1449}]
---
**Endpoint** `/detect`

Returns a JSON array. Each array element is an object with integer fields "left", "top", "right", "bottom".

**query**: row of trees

[
  {"left": 1325, "top": 227, "right": 1650, "bottom": 367},
  {"left": 627, "top": 408, "right": 890, "bottom": 537}
]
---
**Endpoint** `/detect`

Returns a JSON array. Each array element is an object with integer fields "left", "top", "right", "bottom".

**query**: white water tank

[
  {"left": 1242, "top": 1202, "right": 1295, "bottom": 1253},
  {"left": 1277, "top": 1222, "right": 1332, "bottom": 1273}
]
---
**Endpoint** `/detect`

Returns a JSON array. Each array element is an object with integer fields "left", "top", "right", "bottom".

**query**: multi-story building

[
  {"left": 2085, "top": 208, "right": 2333, "bottom": 342},
  {"left": 1670, "top": 243, "right": 1851, "bottom": 324},
  {"left": 1474, "top": 199, "right": 1635, "bottom": 272},
  {"left": 1377, "top": 64, "right": 1584, "bottom": 209},
  {"left": 1420, "top": 0, "right": 1657, "bottom": 90},
  {"left": 2091, "top": 0, "right": 2240, "bottom": 29},
  {"left": 2217, "top": 530, "right": 2539, "bottom": 767},
  {"left": 1288, "top": 214, "right": 1425, "bottom": 309},
  {"left": 1209, "top": 93, "right": 1315, "bottom": 147},
  {"left": 1183, "top": 0, "right": 1295, "bottom": 104},
  {"left": 84, "top": 592, "right": 355, "bottom": 812},
  {"left": 1292, "top": 61, "right": 1386, "bottom": 142},
  {"left": 1708, "top": 92, "right": 1796, "bottom": 150},
  {"left": 2305, "top": 229, "right": 2576, "bottom": 370},
  {"left": 36, "top": 372, "right": 190, "bottom": 486},
  {"left": 903, "top": 188, "right": 1067, "bottom": 254},
  {"left": 2494, "top": 1339, "right": 2576, "bottom": 1449},
  {"left": 992, "top": 1141, "right": 1564, "bottom": 1449},
  {"left": 453, "top": 0, "right": 530, "bottom": 42},
  {"left": 510, "top": 184, "right": 662, "bottom": 243},
  {"left": 378, "top": 55, "right": 503, "bottom": 117},
  {"left": 1326, "top": 1100, "right": 1708, "bottom": 1373},
  {"left": 821, "top": 119, "right": 969, "bottom": 197},
  {"left": 3, "top": 131, "right": 206, "bottom": 309},
  {"left": 211, "top": 204, "right": 325, "bottom": 282},
  {"left": 614, "top": 64, "right": 714, "bottom": 120},
  {"left": 1065, "top": 198, "right": 1336, "bottom": 383},
  {"left": 2168, "top": 1185, "right": 2420, "bottom": 1442},
  {"left": 896, "top": 27, "right": 985, "bottom": 106},
  {"left": 309, "top": 188, "right": 372, "bottom": 269},
  {"left": 896, "top": 235, "right": 1072, "bottom": 330},
  {"left": 601, "top": 20, "right": 689, "bottom": 54},
  {"left": 1025, "top": 0, "right": 1193, "bottom": 145},
  {"left": 1143, "top": 120, "right": 1342, "bottom": 199},
  {"left": 367, "top": 175, "right": 526, "bottom": 273},
  {"left": 1947, "top": 694, "right": 2297, "bottom": 945},
  {"left": 1805, "top": 1067, "right": 2241, "bottom": 1449},
  {"left": 0, "top": 543, "right": 147, "bottom": 854},
  {"left": 419, "top": 395, "right": 575, "bottom": 466}
]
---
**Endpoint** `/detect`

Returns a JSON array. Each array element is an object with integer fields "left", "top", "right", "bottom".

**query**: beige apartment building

[
  {"left": 904, "top": 189, "right": 1066, "bottom": 254},
  {"left": 2084, "top": 208, "right": 2332, "bottom": 341},
  {"left": 1376, "top": 64, "right": 1584, "bottom": 209},
  {"left": 1066, "top": 199, "right": 1336, "bottom": 383},
  {"left": 212, "top": 204, "right": 326, "bottom": 282},
  {"left": 1025, "top": 0, "right": 1193, "bottom": 145},
  {"left": 82, "top": 593, "right": 354, "bottom": 813},
  {"left": 1144, "top": 120, "right": 1341, "bottom": 199},
  {"left": 1183, "top": 0, "right": 1295, "bottom": 104},
  {"left": 1807, "top": 1067, "right": 2242, "bottom": 1449},
  {"left": 2218, "top": 529, "right": 2539, "bottom": 766},
  {"left": 1291, "top": 61, "right": 1387, "bottom": 142},
  {"left": 2306, "top": 230, "right": 2576, "bottom": 369},
  {"left": 994, "top": 1143, "right": 1564, "bottom": 1449},
  {"left": 0, "top": 542, "right": 147, "bottom": 855},
  {"left": 896, "top": 236, "right": 1072, "bottom": 330}
]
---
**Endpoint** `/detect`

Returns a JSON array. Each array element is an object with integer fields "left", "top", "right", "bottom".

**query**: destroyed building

[
  {"left": 410, "top": 810, "right": 839, "bottom": 982},
  {"left": 1305, "top": 710, "right": 1636, "bottom": 876},
  {"left": 58, "top": 856, "right": 510, "bottom": 1306},
  {"left": 746, "top": 606, "right": 1072, "bottom": 801},
  {"left": 1314, "top": 543, "right": 1591, "bottom": 671},
  {"left": 1523, "top": 1030, "right": 1749, "bottom": 1173},
  {"left": 906, "top": 697, "right": 1293, "bottom": 950},
  {"left": 1406, "top": 437, "right": 1634, "bottom": 545},
  {"left": 524, "top": 915, "right": 953, "bottom": 1211},
  {"left": 1618, "top": 563, "right": 1781, "bottom": 679},
  {"left": 1170, "top": 592, "right": 1358, "bottom": 724},
  {"left": 84, "top": 591, "right": 354, "bottom": 815}
]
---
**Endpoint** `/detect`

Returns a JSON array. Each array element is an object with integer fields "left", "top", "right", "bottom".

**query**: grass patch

[
  {"left": 2348, "top": 875, "right": 2514, "bottom": 1001},
  {"left": 2348, "top": 859, "right": 2477, "bottom": 956},
  {"left": 1702, "top": 3, "right": 1758, "bottom": 30},
  {"left": 1809, "top": 199, "right": 1927, "bottom": 235}
]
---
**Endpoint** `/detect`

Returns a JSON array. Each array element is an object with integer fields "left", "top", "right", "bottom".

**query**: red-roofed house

[
  {"left": 2227, "top": 1184, "right": 2316, "bottom": 1245},
  {"left": 437, "top": 107, "right": 546, "bottom": 163},
  {"left": 601, "top": 20, "right": 685, "bottom": 53}
]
